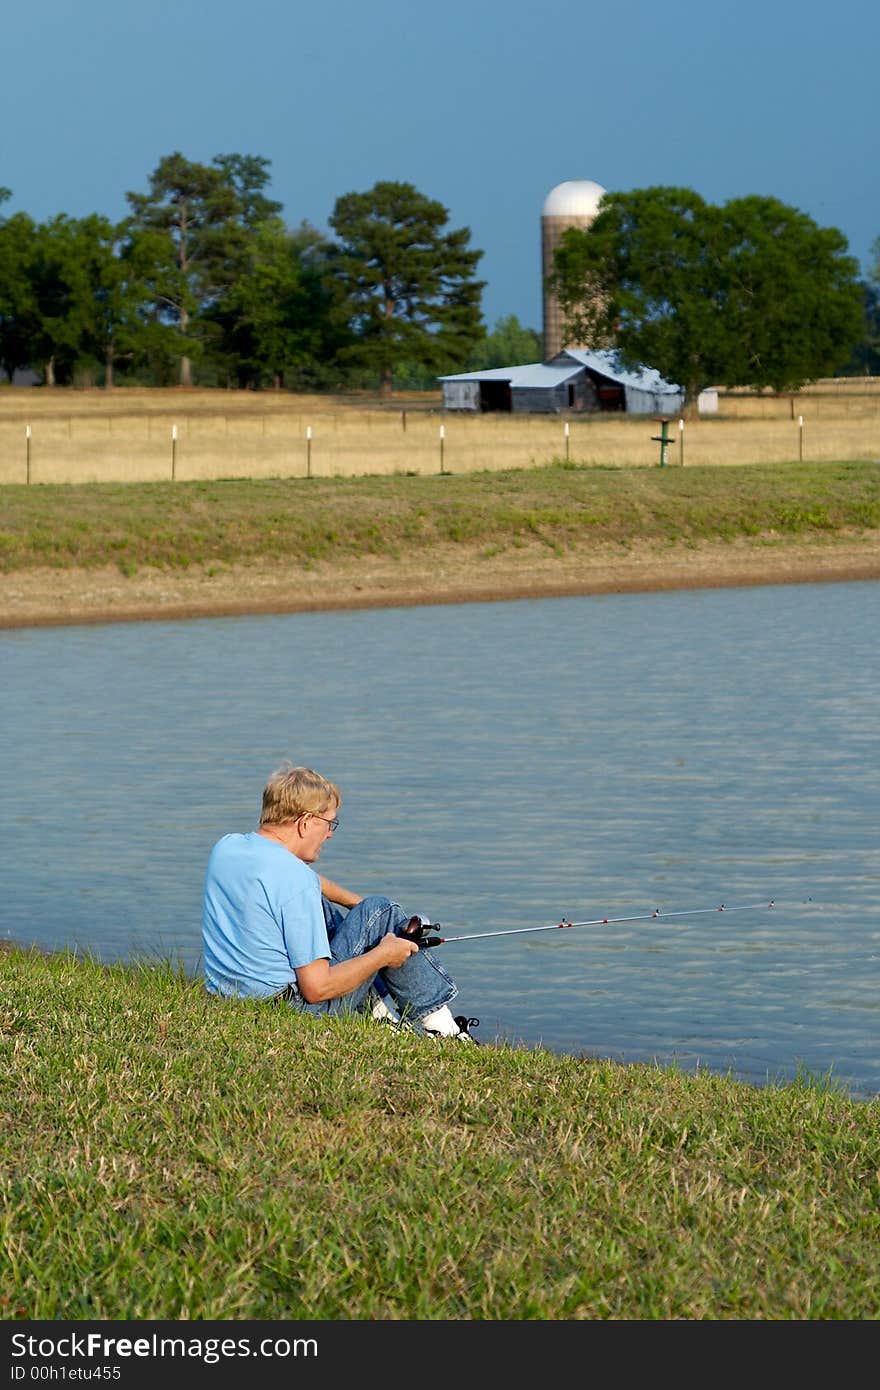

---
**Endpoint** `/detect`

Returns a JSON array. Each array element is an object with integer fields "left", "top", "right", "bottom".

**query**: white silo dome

[{"left": 542, "top": 179, "right": 606, "bottom": 218}]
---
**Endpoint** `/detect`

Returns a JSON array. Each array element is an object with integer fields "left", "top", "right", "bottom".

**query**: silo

[{"left": 541, "top": 179, "right": 606, "bottom": 361}]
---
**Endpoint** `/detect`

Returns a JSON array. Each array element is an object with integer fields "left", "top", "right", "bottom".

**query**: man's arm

[
  {"left": 295, "top": 934, "right": 417, "bottom": 1004},
  {"left": 319, "top": 876, "right": 362, "bottom": 909}
]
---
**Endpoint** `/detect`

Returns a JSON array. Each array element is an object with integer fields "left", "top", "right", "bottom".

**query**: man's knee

[
  {"left": 353, "top": 895, "right": 408, "bottom": 941},
  {"left": 359, "top": 893, "right": 394, "bottom": 915}
]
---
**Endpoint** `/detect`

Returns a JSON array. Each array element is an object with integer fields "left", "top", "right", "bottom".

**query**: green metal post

[{"left": 651, "top": 418, "right": 671, "bottom": 467}]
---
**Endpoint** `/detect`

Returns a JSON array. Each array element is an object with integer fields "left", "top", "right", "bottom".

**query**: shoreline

[{"left": 1, "top": 533, "right": 878, "bottom": 629}]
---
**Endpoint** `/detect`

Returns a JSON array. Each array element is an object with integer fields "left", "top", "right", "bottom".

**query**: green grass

[
  {"left": 2, "top": 946, "right": 878, "bottom": 1320},
  {"left": 1, "top": 462, "right": 878, "bottom": 575}
]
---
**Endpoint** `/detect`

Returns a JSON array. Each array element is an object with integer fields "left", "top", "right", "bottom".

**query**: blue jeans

[{"left": 296, "top": 894, "right": 457, "bottom": 1020}]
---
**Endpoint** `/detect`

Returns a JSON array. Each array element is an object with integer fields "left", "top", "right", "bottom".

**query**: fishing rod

[{"left": 410, "top": 899, "right": 777, "bottom": 948}]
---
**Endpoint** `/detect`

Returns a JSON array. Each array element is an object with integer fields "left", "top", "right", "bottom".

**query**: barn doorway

[{"left": 479, "top": 379, "right": 513, "bottom": 412}]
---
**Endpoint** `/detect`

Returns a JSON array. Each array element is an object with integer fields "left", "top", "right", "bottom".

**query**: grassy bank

[
  {"left": 2, "top": 462, "right": 879, "bottom": 577},
  {"left": 2, "top": 945, "right": 878, "bottom": 1320}
]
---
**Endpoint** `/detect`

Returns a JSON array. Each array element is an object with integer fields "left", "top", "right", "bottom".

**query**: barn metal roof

[
  {"left": 438, "top": 362, "right": 583, "bottom": 387},
  {"left": 439, "top": 349, "right": 681, "bottom": 395},
  {"left": 555, "top": 349, "right": 681, "bottom": 395}
]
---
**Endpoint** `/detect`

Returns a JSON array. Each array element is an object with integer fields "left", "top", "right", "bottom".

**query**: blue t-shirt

[{"left": 201, "top": 831, "right": 330, "bottom": 998}]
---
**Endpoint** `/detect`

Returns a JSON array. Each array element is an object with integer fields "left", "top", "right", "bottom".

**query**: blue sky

[{"left": 3, "top": 0, "right": 877, "bottom": 331}]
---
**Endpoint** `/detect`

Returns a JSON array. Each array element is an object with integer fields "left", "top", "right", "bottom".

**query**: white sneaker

[
  {"left": 371, "top": 996, "right": 415, "bottom": 1033},
  {"left": 371, "top": 996, "right": 400, "bottom": 1023},
  {"left": 424, "top": 1015, "right": 481, "bottom": 1043}
]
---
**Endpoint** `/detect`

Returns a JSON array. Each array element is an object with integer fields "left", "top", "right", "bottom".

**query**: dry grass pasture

[{"left": 0, "top": 379, "right": 878, "bottom": 485}]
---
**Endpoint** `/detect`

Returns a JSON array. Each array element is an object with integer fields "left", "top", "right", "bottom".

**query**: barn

[{"left": 439, "top": 348, "right": 718, "bottom": 416}]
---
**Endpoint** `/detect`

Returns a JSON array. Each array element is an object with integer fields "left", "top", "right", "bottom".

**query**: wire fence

[{"left": 1, "top": 396, "right": 878, "bottom": 485}]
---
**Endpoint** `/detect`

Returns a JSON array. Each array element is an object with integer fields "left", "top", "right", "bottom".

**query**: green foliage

[
  {"left": 722, "top": 195, "right": 864, "bottom": 391},
  {"left": 329, "top": 180, "right": 485, "bottom": 396},
  {"left": 0, "top": 207, "right": 190, "bottom": 387},
  {"left": 836, "top": 281, "right": 880, "bottom": 376},
  {"left": 202, "top": 220, "right": 353, "bottom": 390},
  {"left": 117, "top": 224, "right": 191, "bottom": 382},
  {"left": 74, "top": 214, "right": 181, "bottom": 386},
  {"left": 551, "top": 186, "right": 864, "bottom": 410},
  {"left": 0, "top": 157, "right": 552, "bottom": 394},
  {"left": 210, "top": 153, "right": 282, "bottom": 229},
  {"left": 466, "top": 314, "right": 542, "bottom": 369},
  {"left": 125, "top": 151, "right": 273, "bottom": 385},
  {"left": 20, "top": 217, "right": 76, "bottom": 381},
  {"left": 0, "top": 154, "right": 488, "bottom": 393},
  {"left": 0, "top": 209, "right": 39, "bottom": 380},
  {"left": 836, "top": 236, "right": 880, "bottom": 374}
]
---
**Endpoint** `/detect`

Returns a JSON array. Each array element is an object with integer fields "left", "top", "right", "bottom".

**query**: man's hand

[
  {"left": 378, "top": 932, "right": 419, "bottom": 969},
  {"left": 295, "top": 933, "right": 417, "bottom": 1003}
]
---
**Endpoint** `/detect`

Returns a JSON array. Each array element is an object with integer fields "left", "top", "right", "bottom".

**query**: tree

[
  {"left": 857, "top": 233, "right": 880, "bottom": 373},
  {"left": 204, "top": 220, "right": 352, "bottom": 389},
  {"left": 27, "top": 215, "right": 101, "bottom": 385},
  {"left": 0, "top": 190, "right": 186, "bottom": 387},
  {"left": 722, "top": 196, "right": 864, "bottom": 392},
  {"left": 837, "top": 235, "right": 880, "bottom": 375},
  {"left": 836, "top": 281, "right": 880, "bottom": 376},
  {"left": 329, "top": 180, "right": 485, "bottom": 397},
  {"left": 0, "top": 204, "right": 39, "bottom": 382},
  {"left": 76, "top": 214, "right": 188, "bottom": 388},
  {"left": 550, "top": 186, "right": 863, "bottom": 413},
  {"left": 115, "top": 225, "right": 193, "bottom": 384},
  {"left": 466, "top": 314, "right": 541, "bottom": 370},
  {"left": 210, "top": 154, "right": 282, "bottom": 230},
  {"left": 126, "top": 152, "right": 272, "bottom": 386},
  {"left": 10, "top": 214, "right": 163, "bottom": 387}
]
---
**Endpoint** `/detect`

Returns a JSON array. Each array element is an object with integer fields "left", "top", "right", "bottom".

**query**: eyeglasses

[{"left": 311, "top": 813, "right": 339, "bottom": 832}]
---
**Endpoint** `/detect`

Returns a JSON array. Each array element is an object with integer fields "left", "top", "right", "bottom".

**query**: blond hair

[{"left": 259, "top": 762, "right": 341, "bottom": 827}]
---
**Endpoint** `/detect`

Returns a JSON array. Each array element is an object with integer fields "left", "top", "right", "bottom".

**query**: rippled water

[{"left": 2, "top": 580, "right": 878, "bottom": 1098}]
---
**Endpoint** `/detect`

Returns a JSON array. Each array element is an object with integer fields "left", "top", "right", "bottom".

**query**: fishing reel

[{"left": 401, "top": 916, "right": 444, "bottom": 948}]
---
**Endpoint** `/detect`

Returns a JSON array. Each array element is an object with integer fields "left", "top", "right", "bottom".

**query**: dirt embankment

[{"left": 1, "top": 533, "right": 878, "bottom": 630}]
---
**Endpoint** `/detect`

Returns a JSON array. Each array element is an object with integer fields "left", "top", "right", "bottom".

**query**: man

[{"left": 201, "top": 761, "right": 479, "bottom": 1041}]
